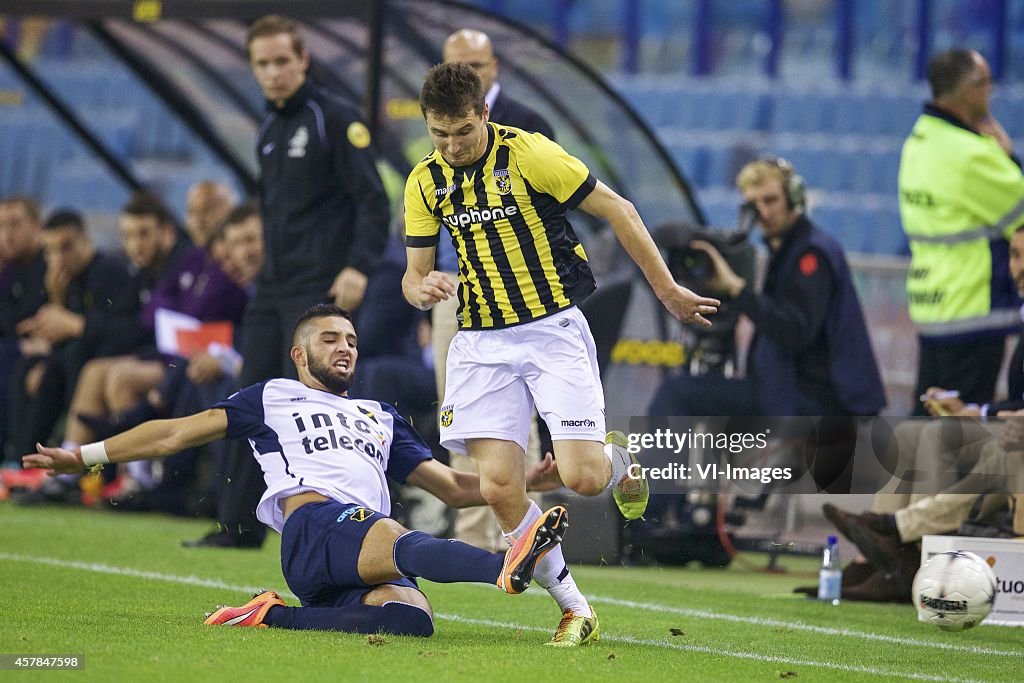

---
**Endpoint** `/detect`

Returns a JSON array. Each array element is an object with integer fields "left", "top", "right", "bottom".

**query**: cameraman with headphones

[{"left": 649, "top": 158, "right": 886, "bottom": 417}]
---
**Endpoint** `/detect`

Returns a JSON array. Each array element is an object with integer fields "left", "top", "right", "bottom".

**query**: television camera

[{"left": 653, "top": 202, "right": 759, "bottom": 377}]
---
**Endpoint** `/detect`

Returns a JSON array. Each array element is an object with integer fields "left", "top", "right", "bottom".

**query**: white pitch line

[
  {"left": 584, "top": 592, "right": 1024, "bottom": 658},
  {"left": 439, "top": 614, "right": 987, "bottom": 683},
  {"left": 1, "top": 550, "right": 1019, "bottom": 680}
]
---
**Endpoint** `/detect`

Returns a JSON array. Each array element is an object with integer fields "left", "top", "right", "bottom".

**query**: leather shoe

[
  {"left": 822, "top": 503, "right": 860, "bottom": 541},
  {"left": 841, "top": 568, "right": 913, "bottom": 603},
  {"left": 822, "top": 503, "right": 895, "bottom": 539},
  {"left": 182, "top": 529, "right": 263, "bottom": 549}
]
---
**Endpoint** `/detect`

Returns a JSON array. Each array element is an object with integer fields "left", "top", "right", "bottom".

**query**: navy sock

[
  {"left": 263, "top": 602, "right": 433, "bottom": 636},
  {"left": 393, "top": 530, "right": 503, "bottom": 584}
]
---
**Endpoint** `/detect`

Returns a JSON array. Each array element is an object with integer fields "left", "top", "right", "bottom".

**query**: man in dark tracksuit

[{"left": 185, "top": 15, "right": 389, "bottom": 548}]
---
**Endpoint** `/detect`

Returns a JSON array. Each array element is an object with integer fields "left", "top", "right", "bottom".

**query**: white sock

[
  {"left": 604, "top": 440, "right": 631, "bottom": 490},
  {"left": 503, "top": 501, "right": 592, "bottom": 616}
]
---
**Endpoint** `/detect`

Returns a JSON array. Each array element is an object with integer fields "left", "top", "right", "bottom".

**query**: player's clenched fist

[{"left": 407, "top": 270, "right": 457, "bottom": 311}]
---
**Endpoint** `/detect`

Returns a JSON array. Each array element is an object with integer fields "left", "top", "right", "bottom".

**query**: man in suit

[{"left": 443, "top": 29, "right": 555, "bottom": 141}]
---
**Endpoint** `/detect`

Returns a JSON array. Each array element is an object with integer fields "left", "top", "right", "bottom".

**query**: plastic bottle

[{"left": 817, "top": 534, "right": 842, "bottom": 606}]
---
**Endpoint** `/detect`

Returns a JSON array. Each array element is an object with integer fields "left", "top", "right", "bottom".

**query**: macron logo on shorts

[{"left": 560, "top": 419, "right": 596, "bottom": 428}]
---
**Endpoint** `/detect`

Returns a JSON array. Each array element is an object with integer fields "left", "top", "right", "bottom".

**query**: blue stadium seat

[
  {"left": 624, "top": 86, "right": 670, "bottom": 130},
  {"left": 781, "top": 92, "right": 835, "bottom": 133},
  {"left": 802, "top": 205, "right": 851, "bottom": 250},
  {"left": 871, "top": 149, "right": 902, "bottom": 195},
  {"left": 866, "top": 94, "right": 920, "bottom": 137},
  {"left": 668, "top": 142, "right": 708, "bottom": 188},
  {"left": 704, "top": 144, "right": 736, "bottom": 188},
  {"left": 717, "top": 91, "right": 770, "bottom": 131},
  {"left": 863, "top": 205, "right": 909, "bottom": 255},
  {"left": 844, "top": 150, "right": 873, "bottom": 194},
  {"left": 992, "top": 95, "right": 1024, "bottom": 138},
  {"left": 829, "top": 92, "right": 868, "bottom": 135}
]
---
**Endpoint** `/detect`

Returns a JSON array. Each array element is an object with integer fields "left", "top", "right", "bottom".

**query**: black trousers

[
  {"left": 912, "top": 335, "right": 1005, "bottom": 416},
  {"left": 216, "top": 290, "right": 329, "bottom": 543}
]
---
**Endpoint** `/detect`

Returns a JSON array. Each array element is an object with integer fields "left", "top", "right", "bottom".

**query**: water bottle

[{"left": 817, "top": 535, "right": 842, "bottom": 605}]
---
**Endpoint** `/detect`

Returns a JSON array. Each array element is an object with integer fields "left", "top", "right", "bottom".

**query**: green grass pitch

[{"left": 1, "top": 503, "right": 1020, "bottom": 682}]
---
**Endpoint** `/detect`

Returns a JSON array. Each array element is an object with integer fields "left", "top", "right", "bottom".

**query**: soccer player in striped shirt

[{"left": 402, "top": 63, "right": 719, "bottom": 645}]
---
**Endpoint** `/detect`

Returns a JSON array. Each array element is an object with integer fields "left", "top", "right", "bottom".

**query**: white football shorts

[{"left": 439, "top": 306, "right": 606, "bottom": 454}]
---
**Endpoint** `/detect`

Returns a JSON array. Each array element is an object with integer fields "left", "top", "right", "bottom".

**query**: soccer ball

[{"left": 913, "top": 550, "right": 997, "bottom": 632}]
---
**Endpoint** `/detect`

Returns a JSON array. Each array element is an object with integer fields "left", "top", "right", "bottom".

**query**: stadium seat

[
  {"left": 865, "top": 205, "right": 909, "bottom": 255},
  {"left": 668, "top": 142, "right": 708, "bottom": 188},
  {"left": 871, "top": 149, "right": 902, "bottom": 196}
]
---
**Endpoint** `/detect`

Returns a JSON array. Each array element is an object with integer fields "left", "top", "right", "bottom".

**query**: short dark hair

[
  {"left": 122, "top": 191, "right": 172, "bottom": 225},
  {"left": 0, "top": 196, "right": 41, "bottom": 223},
  {"left": 246, "top": 15, "right": 305, "bottom": 59},
  {"left": 928, "top": 49, "right": 978, "bottom": 99},
  {"left": 43, "top": 208, "right": 85, "bottom": 232},
  {"left": 223, "top": 201, "right": 260, "bottom": 229},
  {"left": 420, "top": 62, "right": 485, "bottom": 120},
  {"left": 292, "top": 303, "right": 354, "bottom": 346}
]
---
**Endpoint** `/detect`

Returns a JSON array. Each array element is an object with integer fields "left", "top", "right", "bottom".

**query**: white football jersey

[{"left": 215, "top": 378, "right": 431, "bottom": 532}]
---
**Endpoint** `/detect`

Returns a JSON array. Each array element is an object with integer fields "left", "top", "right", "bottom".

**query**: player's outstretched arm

[
  {"left": 406, "top": 454, "right": 564, "bottom": 507},
  {"left": 23, "top": 408, "right": 229, "bottom": 474},
  {"left": 402, "top": 245, "right": 456, "bottom": 311},
  {"left": 578, "top": 180, "right": 720, "bottom": 326},
  {"left": 405, "top": 458, "right": 486, "bottom": 508}
]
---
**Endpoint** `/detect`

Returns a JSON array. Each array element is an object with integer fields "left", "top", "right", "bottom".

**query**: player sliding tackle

[
  {"left": 403, "top": 63, "right": 719, "bottom": 645},
  {"left": 24, "top": 304, "right": 568, "bottom": 638}
]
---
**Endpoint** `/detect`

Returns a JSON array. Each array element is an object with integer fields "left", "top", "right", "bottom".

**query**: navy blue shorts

[{"left": 280, "top": 500, "right": 417, "bottom": 608}]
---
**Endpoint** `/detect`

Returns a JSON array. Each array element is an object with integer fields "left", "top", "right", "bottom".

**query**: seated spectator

[
  {"left": 61, "top": 194, "right": 248, "bottom": 497},
  {"left": 822, "top": 411, "right": 1023, "bottom": 602},
  {"left": 7, "top": 209, "right": 140, "bottom": 496},
  {"left": 184, "top": 180, "right": 236, "bottom": 266},
  {"left": 0, "top": 197, "right": 45, "bottom": 465},
  {"left": 816, "top": 224, "right": 1024, "bottom": 601},
  {"left": 221, "top": 201, "right": 263, "bottom": 291},
  {"left": 81, "top": 204, "right": 263, "bottom": 514}
]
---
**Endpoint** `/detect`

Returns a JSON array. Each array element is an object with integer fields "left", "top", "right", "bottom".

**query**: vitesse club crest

[
  {"left": 440, "top": 404, "right": 454, "bottom": 428},
  {"left": 493, "top": 169, "right": 511, "bottom": 195}
]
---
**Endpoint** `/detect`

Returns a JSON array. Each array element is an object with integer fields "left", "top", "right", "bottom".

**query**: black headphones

[{"left": 760, "top": 156, "right": 806, "bottom": 211}]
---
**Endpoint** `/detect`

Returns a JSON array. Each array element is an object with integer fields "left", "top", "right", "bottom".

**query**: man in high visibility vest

[{"left": 899, "top": 48, "right": 1024, "bottom": 415}]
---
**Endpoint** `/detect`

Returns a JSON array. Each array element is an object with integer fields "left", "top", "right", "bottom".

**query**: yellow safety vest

[{"left": 899, "top": 112, "right": 1024, "bottom": 337}]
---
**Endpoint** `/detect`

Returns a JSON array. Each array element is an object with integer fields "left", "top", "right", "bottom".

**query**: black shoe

[
  {"left": 11, "top": 476, "right": 81, "bottom": 506},
  {"left": 822, "top": 503, "right": 860, "bottom": 541},
  {"left": 845, "top": 515, "right": 919, "bottom": 578},
  {"left": 182, "top": 529, "right": 263, "bottom": 549}
]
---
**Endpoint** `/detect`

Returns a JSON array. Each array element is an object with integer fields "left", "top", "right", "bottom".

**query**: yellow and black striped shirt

[{"left": 404, "top": 123, "right": 596, "bottom": 329}]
